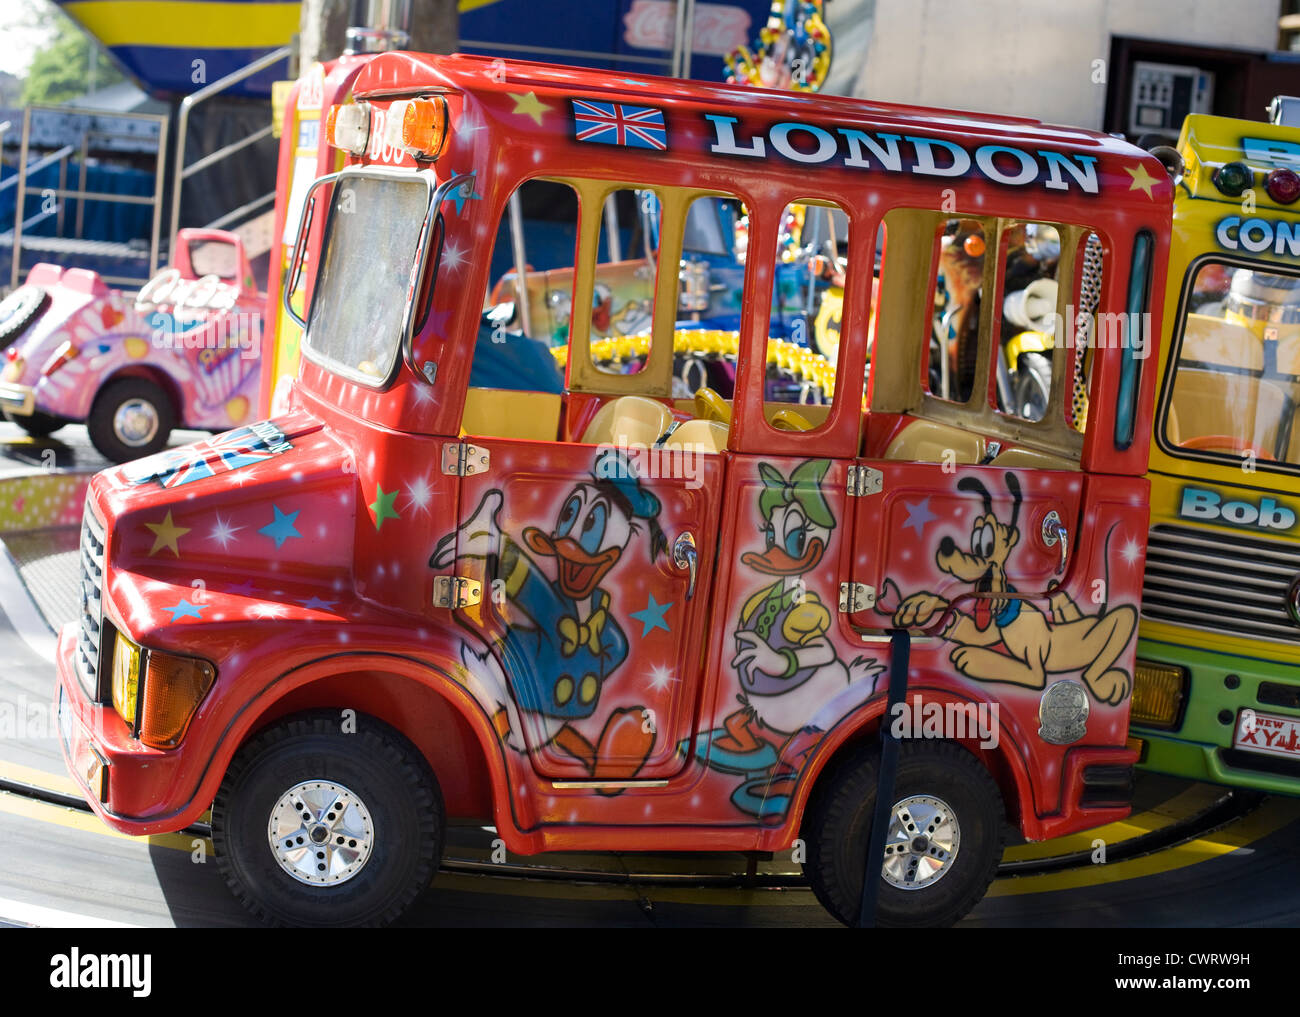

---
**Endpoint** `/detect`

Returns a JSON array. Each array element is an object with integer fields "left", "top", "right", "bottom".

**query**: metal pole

[
  {"left": 680, "top": 0, "right": 696, "bottom": 80},
  {"left": 603, "top": 194, "right": 621, "bottom": 263},
  {"left": 75, "top": 131, "right": 89, "bottom": 238},
  {"left": 858, "top": 628, "right": 911, "bottom": 928},
  {"left": 508, "top": 189, "right": 532, "bottom": 338},
  {"left": 56, "top": 152, "right": 67, "bottom": 237},
  {"left": 151, "top": 115, "right": 169, "bottom": 275},
  {"left": 670, "top": 0, "right": 688, "bottom": 77},
  {"left": 167, "top": 45, "right": 292, "bottom": 253},
  {"left": 11, "top": 108, "right": 31, "bottom": 289}
]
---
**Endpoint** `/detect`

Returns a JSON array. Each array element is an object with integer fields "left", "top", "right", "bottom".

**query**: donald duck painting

[{"left": 433, "top": 449, "right": 664, "bottom": 783}]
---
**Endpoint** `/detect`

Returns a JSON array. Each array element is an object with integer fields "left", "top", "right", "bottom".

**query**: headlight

[
  {"left": 111, "top": 632, "right": 142, "bottom": 729},
  {"left": 111, "top": 631, "right": 215, "bottom": 748}
]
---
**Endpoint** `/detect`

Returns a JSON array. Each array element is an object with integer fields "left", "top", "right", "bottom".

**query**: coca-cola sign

[{"left": 622, "top": 1, "right": 751, "bottom": 57}]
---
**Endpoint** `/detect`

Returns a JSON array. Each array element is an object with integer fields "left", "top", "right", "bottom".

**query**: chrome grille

[
  {"left": 1142, "top": 524, "right": 1300, "bottom": 643},
  {"left": 76, "top": 503, "right": 107, "bottom": 698}
]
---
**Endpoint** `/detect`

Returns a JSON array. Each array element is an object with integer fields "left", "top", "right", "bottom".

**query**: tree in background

[{"left": 17, "top": 0, "right": 125, "bottom": 106}]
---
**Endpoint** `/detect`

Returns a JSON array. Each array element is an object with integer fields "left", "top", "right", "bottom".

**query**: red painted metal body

[{"left": 57, "top": 52, "right": 1172, "bottom": 859}]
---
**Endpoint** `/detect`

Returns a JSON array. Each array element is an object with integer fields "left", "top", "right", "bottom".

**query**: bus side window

[
  {"left": 462, "top": 179, "right": 577, "bottom": 440},
  {"left": 996, "top": 221, "right": 1063, "bottom": 424},
  {"left": 765, "top": 199, "right": 848, "bottom": 409},
  {"left": 926, "top": 217, "right": 991, "bottom": 405},
  {"left": 590, "top": 188, "right": 660, "bottom": 374}
]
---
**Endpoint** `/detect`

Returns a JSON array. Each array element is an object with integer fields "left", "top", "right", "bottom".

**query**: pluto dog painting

[{"left": 891, "top": 472, "right": 1136, "bottom": 705}]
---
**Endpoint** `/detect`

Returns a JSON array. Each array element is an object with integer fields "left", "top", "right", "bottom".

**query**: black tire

[
  {"left": 4, "top": 409, "right": 64, "bottom": 438},
  {"left": 802, "top": 739, "right": 1004, "bottom": 928},
  {"left": 212, "top": 713, "right": 444, "bottom": 928},
  {"left": 0, "top": 285, "right": 48, "bottom": 343},
  {"left": 86, "top": 376, "right": 175, "bottom": 462}
]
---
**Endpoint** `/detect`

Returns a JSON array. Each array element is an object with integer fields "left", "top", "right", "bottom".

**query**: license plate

[
  {"left": 59, "top": 685, "right": 106, "bottom": 802},
  {"left": 1233, "top": 709, "right": 1300, "bottom": 760}
]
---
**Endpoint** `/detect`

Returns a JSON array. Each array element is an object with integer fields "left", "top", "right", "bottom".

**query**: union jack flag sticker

[
  {"left": 571, "top": 99, "right": 667, "bottom": 152},
  {"left": 127, "top": 421, "right": 291, "bottom": 489}
]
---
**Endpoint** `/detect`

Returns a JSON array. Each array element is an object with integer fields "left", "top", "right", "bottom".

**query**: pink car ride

[{"left": 0, "top": 228, "right": 265, "bottom": 462}]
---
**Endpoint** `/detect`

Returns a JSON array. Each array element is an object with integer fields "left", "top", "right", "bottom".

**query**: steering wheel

[
  {"left": 1180, "top": 434, "right": 1275, "bottom": 461},
  {"left": 771, "top": 408, "right": 814, "bottom": 431},
  {"left": 693, "top": 386, "right": 732, "bottom": 425}
]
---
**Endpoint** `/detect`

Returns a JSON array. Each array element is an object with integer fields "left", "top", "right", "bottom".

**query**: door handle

[
  {"left": 1042, "top": 511, "right": 1068, "bottom": 574},
  {"left": 673, "top": 532, "right": 698, "bottom": 599}
]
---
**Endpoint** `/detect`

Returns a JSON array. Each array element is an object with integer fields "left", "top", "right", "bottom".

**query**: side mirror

[{"left": 283, "top": 185, "right": 323, "bottom": 330}]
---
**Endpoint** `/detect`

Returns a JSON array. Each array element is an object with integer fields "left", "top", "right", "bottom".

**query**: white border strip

[{"left": 0, "top": 895, "right": 138, "bottom": 928}]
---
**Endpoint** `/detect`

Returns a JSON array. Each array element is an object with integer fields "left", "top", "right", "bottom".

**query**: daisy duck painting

[
  {"left": 432, "top": 448, "right": 665, "bottom": 784},
  {"left": 700, "top": 459, "right": 882, "bottom": 818}
]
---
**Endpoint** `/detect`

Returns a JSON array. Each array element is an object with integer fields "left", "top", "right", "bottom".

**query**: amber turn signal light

[
  {"left": 139, "top": 648, "right": 216, "bottom": 749},
  {"left": 1131, "top": 660, "right": 1187, "bottom": 730}
]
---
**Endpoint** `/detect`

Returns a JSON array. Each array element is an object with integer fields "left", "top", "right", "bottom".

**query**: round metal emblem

[{"left": 1038, "top": 679, "right": 1089, "bottom": 745}]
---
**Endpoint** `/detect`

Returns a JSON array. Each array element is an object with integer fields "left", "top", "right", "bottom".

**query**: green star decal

[{"left": 369, "top": 484, "right": 400, "bottom": 530}]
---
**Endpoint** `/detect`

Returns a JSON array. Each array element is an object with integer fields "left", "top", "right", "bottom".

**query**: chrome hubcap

[
  {"left": 113, "top": 398, "right": 160, "bottom": 446},
  {"left": 268, "top": 780, "right": 374, "bottom": 885},
  {"left": 881, "top": 793, "right": 960, "bottom": 890}
]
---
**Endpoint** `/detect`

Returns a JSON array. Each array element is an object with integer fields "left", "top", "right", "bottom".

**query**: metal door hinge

[
  {"left": 847, "top": 465, "right": 882, "bottom": 497},
  {"left": 433, "top": 575, "right": 482, "bottom": 609},
  {"left": 839, "top": 582, "right": 876, "bottom": 612},
  {"left": 442, "top": 442, "right": 490, "bottom": 476}
]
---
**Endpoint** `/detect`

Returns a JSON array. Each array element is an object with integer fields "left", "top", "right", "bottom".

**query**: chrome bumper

[{"left": 0, "top": 382, "right": 35, "bottom": 416}]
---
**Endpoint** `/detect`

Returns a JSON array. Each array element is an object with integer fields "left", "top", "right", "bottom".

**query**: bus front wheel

[{"left": 212, "top": 713, "right": 444, "bottom": 928}]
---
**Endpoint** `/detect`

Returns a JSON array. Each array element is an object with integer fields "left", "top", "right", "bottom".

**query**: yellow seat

[
  {"left": 1182, "top": 314, "right": 1263, "bottom": 370},
  {"left": 580, "top": 395, "right": 673, "bottom": 447},
  {"left": 883, "top": 418, "right": 985, "bottom": 465},
  {"left": 663, "top": 419, "right": 728, "bottom": 453},
  {"left": 1169, "top": 367, "right": 1287, "bottom": 454}
]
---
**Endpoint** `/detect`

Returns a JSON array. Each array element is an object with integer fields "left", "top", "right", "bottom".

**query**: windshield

[
  {"left": 1162, "top": 259, "right": 1300, "bottom": 467},
  {"left": 304, "top": 173, "right": 433, "bottom": 385}
]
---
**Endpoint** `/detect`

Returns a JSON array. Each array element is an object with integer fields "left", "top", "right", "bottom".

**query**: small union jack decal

[
  {"left": 127, "top": 421, "right": 292, "bottom": 489},
  {"left": 571, "top": 99, "right": 667, "bottom": 151}
]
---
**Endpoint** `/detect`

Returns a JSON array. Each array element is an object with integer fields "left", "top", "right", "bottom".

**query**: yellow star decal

[
  {"left": 509, "top": 91, "right": 551, "bottom": 125},
  {"left": 1126, "top": 163, "right": 1159, "bottom": 198},
  {"left": 145, "top": 510, "right": 190, "bottom": 557}
]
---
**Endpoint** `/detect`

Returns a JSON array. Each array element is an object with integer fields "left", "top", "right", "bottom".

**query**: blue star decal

[
  {"left": 444, "top": 171, "right": 481, "bottom": 215},
  {"left": 620, "top": 78, "right": 647, "bottom": 87},
  {"left": 227, "top": 579, "right": 257, "bottom": 596},
  {"left": 164, "top": 598, "right": 206, "bottom": 621},
  {"left": 902, "top": 497, "right": 938, "bottom": 537},
  {"left": 260, "top": 505, "right": 302, "bottom": 549},
  {"left": 629, "top": 593, "right": 673, "bottom": 636},
  {"left": 300, "top": 596, "right": 338, "bottom": 611}
]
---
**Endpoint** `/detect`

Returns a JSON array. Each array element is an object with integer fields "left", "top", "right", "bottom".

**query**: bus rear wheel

[
  {"left": 212, "top": 714, "right": 444, "bottom": 928},
  {"left": 802, "top": 739, "right": 1004, "bottom": 928}
]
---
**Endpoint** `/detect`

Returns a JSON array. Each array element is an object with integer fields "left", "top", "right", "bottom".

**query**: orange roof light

[{"left": 387, "top": 97, "right": 449, "bottom": 161}]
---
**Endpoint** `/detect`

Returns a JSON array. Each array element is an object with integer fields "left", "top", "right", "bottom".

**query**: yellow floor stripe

[
  {"left": 987, "top": 797, "right": 1300, "bottom": 896},
  {"left": 0, "top": 790, "right": 208, "bottom": 854},
  {"left": 0, "top": 760, "right": 83, "bottom": 799},
  {"left": 4, "top": 768, "right": 1294, "bottom": 907},
  {"left": 63, "top": 2, "right": 299, "bottom": 49},
  {"left": 1001, "top": 783, "right": 1227, "bottom": 861}
]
